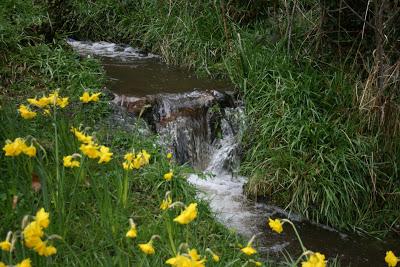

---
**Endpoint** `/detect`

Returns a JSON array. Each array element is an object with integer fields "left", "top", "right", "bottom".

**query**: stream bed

[{"left": 68, "top": 39, "right": 399, "bottom": 267}]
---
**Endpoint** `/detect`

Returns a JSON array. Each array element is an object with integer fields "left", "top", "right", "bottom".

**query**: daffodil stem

[
  {"left": 282, "top": 219, "right": 307, "bottom": 253},
  {"left": 53, "top": 105, "right": 63, "bottom": 217},
  {"left": 185, "top": 224, "right": 189, "bottom": 244},
  {"left": 166, "top": 215, "right": 177, "bottom": 255},
  {"left": 294, "top": 250, "right": 313, "bottom": 266},
  {"left": 122, "top": 171, "right": 129, "bottom": 208}
]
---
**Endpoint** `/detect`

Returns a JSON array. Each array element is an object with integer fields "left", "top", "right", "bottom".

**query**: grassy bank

[{"left": 49, "top": 0, "right": 400, "bottom": 235}]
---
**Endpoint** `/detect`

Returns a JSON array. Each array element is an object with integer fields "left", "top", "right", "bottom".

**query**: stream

[{"left": 68, "top": 39, "right": 399, "bottom": 267}]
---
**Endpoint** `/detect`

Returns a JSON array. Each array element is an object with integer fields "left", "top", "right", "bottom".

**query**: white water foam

[{"left": 67, "top": 39, "right": 159, "bottom": 60}]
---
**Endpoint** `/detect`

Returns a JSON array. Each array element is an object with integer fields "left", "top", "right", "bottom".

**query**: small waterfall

[{"left": 113, "top": 89, "right": 236, "bottom": 170}]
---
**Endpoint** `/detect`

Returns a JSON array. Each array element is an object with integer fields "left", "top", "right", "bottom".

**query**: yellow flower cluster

[
  {"left": 28, "top": 91, "right": 69, "bottom": 109},
  {"left": 166, "top": 249, "right": 206, "bottom": 267},
  {"left": 71, "top": 127, "right": 113, "bottom": 164},
  {"left": 17, "top": 91, "right": 68, "bottom": 119},
  {"left": 22, "top": 208, "right": 57, "bottom": 257},
  {"left": 79, "top": 92, "right": 101, "bottom": 103},
  {"left": 3, "top": 138, "right": 36, "bottom": 157},
  {"left": 122, "top": 150, "right": 150, "bottom": 170}
]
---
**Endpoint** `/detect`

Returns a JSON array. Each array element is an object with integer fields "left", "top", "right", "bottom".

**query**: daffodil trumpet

[
  {"left": 240, "top": 234, "right": 261, "bottom": 256},
  {"left": 0, "top": 231, "right": 13, "bottom": 252},
  {"left": 126, "top": 219, "right": 137, "bottom": 239}
]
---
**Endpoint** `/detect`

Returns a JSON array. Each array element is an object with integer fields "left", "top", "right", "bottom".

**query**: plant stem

[{"left": 282, "top": 219, "right": 307, "bottom": 253}]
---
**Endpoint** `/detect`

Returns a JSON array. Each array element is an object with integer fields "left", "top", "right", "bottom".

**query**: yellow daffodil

[
  {"left": 47, "top": 92, "right": 59, "bottom": 105},
  {"left": 206, "top": 248, "right": 220, "bottom": 262},
  {"left": 80, "top": 92, "right": 101, "bottom": 103},
  {"left": 166, "top": 249, "right": 206, "bottom": 267},
  {"left": 241, "top": 246, "right": 257, "bottom": 256},
  {"left": 189, "top": 249, "right": 201, "bottom": 261},
  {"left": 28, "top": 97, "right": 50, "bottom": 108},
  {"left": 173, "top": 203, "right": 198, "bottom": 225},
  {"left": 386, "top": 251, "right": 399, "bottom": 267},
  {"left": 56, "top": 97, "right": 69, "bottom": 108},
  {"left": 90, "top": 92, "right": 101, "bottom": 102},
  {"left": 166, "top": 255, "right": 192, "bottom": 266},
  {"left": 18, "top": 105, "right": 37, "bottom": 119},
  {"left": 138, "top": 242, "right": 155, "bottom": 255},
  {"left": 63, "top": 155, "right": 80, "bottom": 168},
  {"left": 16, "top": 258, "right": 31, "bottom": 267},
  {"left": 0, "top": 240, "right": 11, "bottom": 251},
  {"left": 23, "top": 221, "right": 44, "bottom": 248},
  {"left": 3, "top": 138, "right": 27, "bottom": 156},
  {"left": 71, "top": 127, "right": 93, "bottom": 144},
  {"left": 126, "top": 219, "right": 137, "bottom": 239},
  {"left": 35, "top": 208, "right": 50, "bottom": 229},
  {"left": 164, "top": 170, "right": 173, "bottom": 181},
  {"left": 23, "top": 209, "right": 57, "bottom": 257},
  {"left": 23, "top": 145, "right": 36, "bottom": 157},
  {"left": 80, "top": 92, "right": 91, "bottom": 103},
  {"left": 34, "top": 240, "right": 57, "bottom": 256},
  {"left": 136, "top": 150, "right": 150, "bottom": 166},
  {"left": 167, "top": 152, "right": 173, "bottom": 159},
  {"left": 98, "top": 145, "right": 113, "bottom": 164},
  {"left": 123, "top": 150, "right": 150, "bottom": 170},
  {"left": 122, "top": 161, "right": 132, "bottom": 170},
  {"left": 80, "top": 143, "right": 100, "bottom": 159},
  {"left": 213, "top": 254, "right": 220, "bottom": 262},
  {"left": 3, "top": 138, "right": 35, "bottom": 157},
  {"left": 301, "top": 252, "right": 326, "bottom": 267},
  {"left": 124, "top": 152, "right": 135, "bottom": 161},
  {"left": 268, "top": 218, "right": 283, "bottom": 234},
  {"left": 160, "top": 195, "right": 172, "bottom": 210},
  {"left": 0, "top": 261, "right": 6, "bottom": 267}
]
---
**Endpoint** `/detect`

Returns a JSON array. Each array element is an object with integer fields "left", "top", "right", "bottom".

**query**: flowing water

[{"left": 69, "top": 39, "right": 400, "bottom": 267}]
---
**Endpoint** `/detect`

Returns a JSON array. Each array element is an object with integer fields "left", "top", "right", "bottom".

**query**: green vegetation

[
  {"left": 46, "top": 0, "right": 400, "bottom": 235},
  {"left": 1, "top": 0, "right": 399, "bottom": 265}
]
